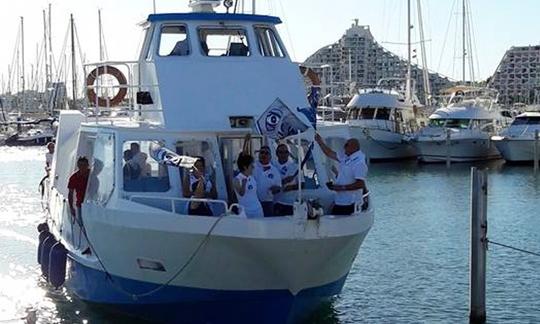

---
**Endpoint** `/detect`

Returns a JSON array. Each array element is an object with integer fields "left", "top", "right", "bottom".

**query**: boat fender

[
  {"left": 86, "top": 65, "right": 127, "bottom": 107},
  {"left": 37, "top": 230, "right": 53, "bottom": 264},
  {"left": 48, "top": 241, "right": 68, "bottom": 288},
  {"left": 40, "top": 235, "right": 57, "bottom": 278}
]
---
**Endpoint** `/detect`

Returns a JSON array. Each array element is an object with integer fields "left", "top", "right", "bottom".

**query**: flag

[
  {"left": 149, "top": 142, "right": 198, "bottom": 169},
  {"left": 257, "top": 98, "right": 309, "bottom": 140}
]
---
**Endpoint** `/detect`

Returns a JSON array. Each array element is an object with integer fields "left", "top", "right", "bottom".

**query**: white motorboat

[
  {"left": 343, "top": 79, "right": 422, "bottom": 161},
  {"left": 413, "top": 87, "right": 503, "bottom": 162},
  {"left": 38, "top": 2, "right": 374, "bottom": 323},
  {"left": 492, "top": 111, "right": 540, "bottom": 162}
]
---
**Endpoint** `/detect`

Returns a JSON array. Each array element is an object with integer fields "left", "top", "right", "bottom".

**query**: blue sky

[{"left": 0, "top": 0, "right": 538, "bottom": 89}]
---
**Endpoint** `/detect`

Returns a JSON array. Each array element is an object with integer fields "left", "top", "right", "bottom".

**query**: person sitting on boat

[
  {"left": 68, "top": 156, "right": 90, "bottom": 219},
  {"left": 254, "top": 146, "right": 281, "bottom": 216},
  {"left": 233, "top": 153, "right": 263, "bottom": 218},
  {"left": 130, "top": 142, "right": 147, "bottom": 172},
  {"left": 45, "top": 142, "right": 55, "bottom": 173},
  {"left": 123, "top": 149, "right": 141, "bottom": 180},
  {"left": 273, "top": 143, "right": 299, "bottom": 216},
  {"left": 183, "top": 157, "right": 217, "bottom": 216},
  {"left": 315, "top": 134, "right": 368, "bottom": 215}
]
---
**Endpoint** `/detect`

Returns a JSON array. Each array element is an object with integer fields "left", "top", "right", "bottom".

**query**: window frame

[
  {"left": 253, "top": 25, "right": 287, "bottom": 58},
  {"left": 197, "top": 25, "right": 251, "bottom": 58},
  {"left": 156, "top": 23, "right": 191, "bottom": 58}
]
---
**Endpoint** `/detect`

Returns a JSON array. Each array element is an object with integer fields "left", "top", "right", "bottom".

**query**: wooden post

[
  {"left": 469, "top": 167, "right": 488, "bottom": 324},
  {"left": 534, "top": 130, "right": 539, "bottom": 175},
  {"left": 446, "top": 128, "right": 451, "bottom": 168}
]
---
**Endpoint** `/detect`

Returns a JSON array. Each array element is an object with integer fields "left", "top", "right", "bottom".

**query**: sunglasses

[{"left": 277, "top": 150, "right": 289, "bottom": 154}]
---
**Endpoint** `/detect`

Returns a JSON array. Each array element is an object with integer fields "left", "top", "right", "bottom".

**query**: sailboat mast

[
  {"left": 98, "top": 9, "right": 104, "bottom": 61},
  {"left": 20, "top": 16, "right": 25, "bottom": 114},
  {"left": 416, "top": 0, "right": 431, "bottom": 106},
  {"left": 406, "top": 0, "right": 412, "bottom": 103},
  {"left": 70, "top": 14, "right": 77, "bottom": 110},
  {"left": 48, "top": 4, "right": 53, "bottom": 82},
  {"left": 462, "top": 0, "right": 466, "bottom": 84},
  {"left": 43, "top": 10, "right": 49, "bottom": 89}
]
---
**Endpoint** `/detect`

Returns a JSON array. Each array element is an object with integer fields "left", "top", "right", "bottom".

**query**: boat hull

[
  {"left": 349, "top": 127, "right": 416, "bottom": 161},
  {"left": 67, "top": 258, "right": 347, "bottom": 323},
  {"left": 493, "top": 138, "right": 539, "bottom": 162},
  {"left": 51, "top": 198, "right": 373, "bottom": 323},
  {"left": 414, "top": 138, "right": 501, "bottom": 162}
]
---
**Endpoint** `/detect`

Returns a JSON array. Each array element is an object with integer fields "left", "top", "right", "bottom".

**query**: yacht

[
  {"left": 412, "top": 87, "right": 503, "bottom": 162},
  {"left": 39, "top": 1, "right": 374, "bottom": 323},
  {"left": 343, "top": 78, "right": 423, "bottom": 161},
  {"left": 492, "top": 111, "right": 540, "bottom": 162}
]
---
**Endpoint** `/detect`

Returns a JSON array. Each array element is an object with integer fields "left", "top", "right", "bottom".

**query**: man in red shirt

[{"left": 68, "top": 156, "right": 90, "bottom": 218}]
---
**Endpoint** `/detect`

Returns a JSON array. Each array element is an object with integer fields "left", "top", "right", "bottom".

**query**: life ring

[{"left": 86, "top": 65, "right": 127, "bottom": 107}]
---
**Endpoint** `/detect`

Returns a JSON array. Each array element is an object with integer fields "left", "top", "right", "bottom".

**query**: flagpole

[{"left": 297, "top": 133, "right": 302, "bottom": 203}]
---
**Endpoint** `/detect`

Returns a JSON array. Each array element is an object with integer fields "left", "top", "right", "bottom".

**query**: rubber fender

[
  {"left": 40, "top": 235, "right": 57, "bottom": 278},
  {"left": 48, "top": 241, "right": 67, "bottom": 288},
  {"left": 37, "top": 230, "right": 53, "bottom": 264}
]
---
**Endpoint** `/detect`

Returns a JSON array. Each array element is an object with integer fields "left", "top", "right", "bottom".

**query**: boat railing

[
  {"left": 128, "top": 194, "right": 244, "bottom": 217},
  {"left": 83, "top": 61, "right": 161, "bottom": 122}
]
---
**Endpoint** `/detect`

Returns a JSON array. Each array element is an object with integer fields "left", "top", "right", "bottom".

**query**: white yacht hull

[
  {"left": 414, "top": 138, "right": 501, "bottom": 162},
  {"left": 492, "top": 138, "right": 540, "bottom": 162},
  {"left": 349, "top": 127, "right": 416, "bottom": 161}
]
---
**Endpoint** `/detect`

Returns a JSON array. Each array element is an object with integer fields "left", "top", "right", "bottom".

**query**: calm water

[{"left": 1, "top": 146, "right": 539, "bottom": 323}]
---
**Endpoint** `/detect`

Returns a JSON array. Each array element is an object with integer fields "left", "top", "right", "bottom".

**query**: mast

[
  {"left": 70, "top": 14, "right": 77, "bottom": 110},
  {"left": 43, "top": 10, "right": 49, "bottom": 90},
  {"left": 98, "top": 9, "right": 104, "bottom": 61},
  {"left": 48, "top": 3, "right": 53, "bottom": 83},
  {"left": 462, "top": 0, "right": 466, "bottom": 84},
  {"left": 406, "top": 0, "right": 412, "bottom": 103},
  {"left": 20, "top": 16, "right": 25, "bottom": 114},
  {"left": 416, "top": 0, "right": 431, "bottom": 106}
]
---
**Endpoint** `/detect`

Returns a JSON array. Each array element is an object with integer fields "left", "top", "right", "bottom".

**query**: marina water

[{"left": 1, "top": 146, "right": 539, "bottom": 323}]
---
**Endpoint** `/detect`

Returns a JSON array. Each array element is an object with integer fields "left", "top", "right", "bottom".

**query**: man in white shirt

[
  {"left": 272, "top": 143, "right": 299, "bottom": 216},
  {"left": 315, "top": 133, "right": 368, "bottom": 215},
  {"left": 254, "top": 146, "right": 281, "bottom": 216}
]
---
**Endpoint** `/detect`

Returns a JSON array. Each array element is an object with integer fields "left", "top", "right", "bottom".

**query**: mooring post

[
  {"left": 446, "top": 128, "right": 451, "bottom": 169},
  {"left": 469, "top": 167, "right": 488, "bottom": 324},
  {"left": 534, "top": 130, "right": 539, "bottom": 175}
]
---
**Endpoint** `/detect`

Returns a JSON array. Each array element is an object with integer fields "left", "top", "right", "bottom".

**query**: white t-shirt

[
  {"left": 334, "top": 150, "right": 368, "bottom": 206},
  {"left": 234, "top": 173, "right": 263, "bottom": 218},
  {"left": 273, "top": 159, "right": 299, "bottom": 205},
  {"left": 254, "top": 162, "right": 282, "bottom": 202},
  {"left": 45, "top": 152, "right": 53, "bottom": 167}
]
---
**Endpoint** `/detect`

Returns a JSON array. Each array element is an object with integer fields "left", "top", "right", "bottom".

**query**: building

[
  {"left": 303, "top": 21, "right": 455, "bottom": 104},
  {"left": 489, "top": 45, "right": 540, "bottom": 105}
]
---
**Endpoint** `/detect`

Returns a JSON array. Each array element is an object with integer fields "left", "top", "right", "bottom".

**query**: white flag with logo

[{"left": 257, "top": 98, "right": 309, "bottom": 140}]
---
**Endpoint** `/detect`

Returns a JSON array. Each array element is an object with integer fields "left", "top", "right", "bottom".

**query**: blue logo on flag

[{"left": 257, "top": 98, "right": 310, "bottom": 139}]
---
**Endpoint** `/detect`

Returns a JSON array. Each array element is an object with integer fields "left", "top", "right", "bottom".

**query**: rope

[
  {"left": 78, "top": 212, "right": 225, "bottom": 300},
  {"left": 488, "top": 239, "right": 540, "bottom": 258}
]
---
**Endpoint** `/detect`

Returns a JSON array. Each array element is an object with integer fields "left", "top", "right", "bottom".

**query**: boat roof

[
  {"left": 516, "top": 111, "right": 540, "bottom": 118},
  {"left": 147, "top": 13, "right": 282, "bottom": 24},
  {"left": 430, "top": 105, "right": 500, "bottom": 120},
  {"left": 346, "top": 90, "right": 412, "bottom": 110}
]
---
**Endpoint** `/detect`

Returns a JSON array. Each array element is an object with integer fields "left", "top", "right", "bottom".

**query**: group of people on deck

[
  {"left": 64, "top": 133, "right": 368, "bottom": 220},
  {"left": 232, "top": 133, "right": 369, "bottom": 218}
]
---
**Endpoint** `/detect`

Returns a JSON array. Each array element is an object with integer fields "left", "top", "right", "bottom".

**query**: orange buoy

[{"left": 86, "top": 65, "right": 128, "bottom": 107}]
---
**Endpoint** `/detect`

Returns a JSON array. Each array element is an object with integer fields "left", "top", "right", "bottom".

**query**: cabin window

[
  {"left": 429, "top": 119, "right": 445, "bottom": 127},
  {"left": 446, "top": 119, "right": 470, "bottom": 129},
  {"left": 360, "top": 108, "right": 376, "bottom": 119},
  {"left": 86, "top": 133, "right": 115, "bottom": 205},
  {"left": 123, "top": 141, "right": 170, "bottom": 192},
  {"left": 528, "top": 117, "right": 540, "bottom": 125},
  {"left": 158, "top": 25, "right": 189, "bottom": 56},
  {"left": 198, "top": 27, "right": 250, "bottom": 57},
  {"left": 254, "top": 26, "right": 285, "bottom": 57},
  {"left": 374, "top": 108, "right": 391, "bottom": 120}
]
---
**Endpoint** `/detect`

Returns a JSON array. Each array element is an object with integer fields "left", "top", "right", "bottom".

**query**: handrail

[{"left": 128, "top": 195, "right": 232, "bottom": 216}]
